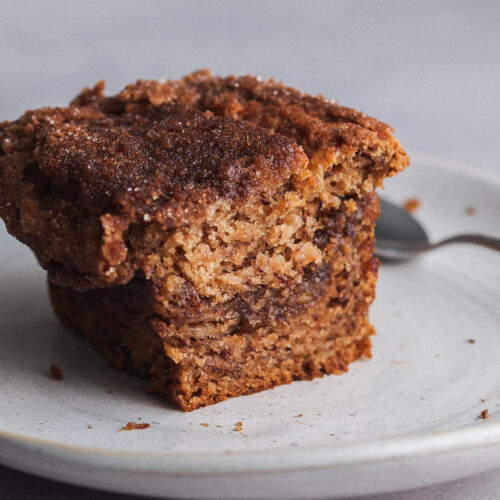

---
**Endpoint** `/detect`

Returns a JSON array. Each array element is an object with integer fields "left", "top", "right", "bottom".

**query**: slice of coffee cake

[{"left": 0, "top": 71, "right": 409, "bottom": 410}]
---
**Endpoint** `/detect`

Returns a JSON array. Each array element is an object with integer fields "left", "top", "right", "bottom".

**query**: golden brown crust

[
  {"left": 2, "top": 103, "right": 306, "bottom": 220},
  {"left": 111, "top": 70, "right": 409, "bottom": 181},
  {"left": 113, "top": 70, "right": 395, "bottom": 142}
]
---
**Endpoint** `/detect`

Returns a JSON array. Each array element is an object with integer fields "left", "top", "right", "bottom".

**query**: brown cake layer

[
  {"left": 0, "top": 71, "right": 408, "bottom": 291},
  {"left": 0, "top": 104, "right": 306, "bottom": 289},
  {"left": 49, "top": 191, "right": 378, "bottom": 411},
  {"left": 105, "top": 191, "right": 379, "bottom": 327},
  {"left": 49, "top": 255, "right": 376, "bottom": 411}
]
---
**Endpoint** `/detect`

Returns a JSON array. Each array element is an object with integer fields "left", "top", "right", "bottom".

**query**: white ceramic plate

[{"left": 1, "top": 152, "right": 499, "bottom": 499}]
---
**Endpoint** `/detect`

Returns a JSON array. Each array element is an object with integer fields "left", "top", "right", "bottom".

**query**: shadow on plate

[{"left": 0, "top": 270, "right": 176, "bottom": 411}]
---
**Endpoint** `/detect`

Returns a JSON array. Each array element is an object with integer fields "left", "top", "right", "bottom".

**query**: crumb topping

[{"left": 7, "top": 104, "right": 306, "bottom": 223}]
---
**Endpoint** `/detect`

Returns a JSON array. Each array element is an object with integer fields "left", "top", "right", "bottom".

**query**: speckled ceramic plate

[{"left": 0, "top": 153, "right": 499, "bottom": 499}]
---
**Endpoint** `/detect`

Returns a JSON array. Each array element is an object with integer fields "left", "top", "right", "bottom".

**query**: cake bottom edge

[{"left": 49, "top": 260, "right": 376, "bottom": 412}]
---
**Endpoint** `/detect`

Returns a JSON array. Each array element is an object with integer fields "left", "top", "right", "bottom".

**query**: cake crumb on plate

[
  {"left": 48, "top": 364, "right": 63, "bottom": 380},
  {"left": 402, "top": 197, "right": 420, "bottom": 213},
  {"left": 478, "top": 409, "right": 490, "bottom": 420},
  {"left": 119, "top": 422, "right": 151, "bottom": 431}
]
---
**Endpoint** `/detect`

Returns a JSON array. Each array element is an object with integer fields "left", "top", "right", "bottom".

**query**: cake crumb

[
  {"left": 234, "top": 421, "right": 243, "bottom": 432},
  {"left": 479, "top": 398, "right": 486, "bottom": 403},
  {"left": 465, "top": 206, "right": 476, "bottom": 215},
  {"left": 1, "top": 138, "right": 14, "bottom": 154},
  {"left": 402, "top": 197, "right": 420, "bottom": 213},
  {"left": 49, "top": 364, "right": 63, "bottom": 380},
  {"left": 87, "top": 425, "right": 93, "bottom": 429},
  {"left": 466, "top": 339, "right": 475, "bottom": 344},
  {"left": 119, "top": 422, "right": 151, "bottom": 431},
  {"left": 200, "top": 423, "right": 209, "bottom": 427},
  {"left": 479, "top": 409, "right": 490, "bottom": 420},
  {"left": 295, "top": 414, "right": 303, "bottom": 418}
]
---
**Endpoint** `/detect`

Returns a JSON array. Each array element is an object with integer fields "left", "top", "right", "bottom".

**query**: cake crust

[{"left": 31, "top": 104, "right": 306, "bottom": 216}]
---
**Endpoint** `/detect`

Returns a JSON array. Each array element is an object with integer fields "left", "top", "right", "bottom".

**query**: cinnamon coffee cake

[{"left": 0, "top": 71, "right": 409, "bottom": 411}]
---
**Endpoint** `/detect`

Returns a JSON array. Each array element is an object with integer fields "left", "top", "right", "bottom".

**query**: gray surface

[
  {"left": 1, "top": 0, "right": 499, "bottom": 498},
  {"left": 1, "top": 464, "right": 499, "bottom": 500}
]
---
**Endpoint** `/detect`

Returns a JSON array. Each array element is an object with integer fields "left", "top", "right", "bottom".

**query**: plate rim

[
  {"left": 1, "top": 423, "right": 500, "bottom": 475},
  {"left": 1, "top": 151, "right": 499, "bottom": 476}
]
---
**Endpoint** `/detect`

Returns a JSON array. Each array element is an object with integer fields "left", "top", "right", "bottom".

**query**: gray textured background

[{"left": 1, "top": 1, "right": 499, "bottom": 498}]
